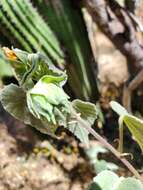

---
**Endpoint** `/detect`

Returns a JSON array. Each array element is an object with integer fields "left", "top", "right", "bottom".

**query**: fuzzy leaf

[
  {"left": 89, "top": 170, "right": 143, "bottom": 190},
  {"left": 67, "top": 120, "right": 89, "bottom": 144},
  {"left": 123, "top": 115, "right": 143, "bottom": 152},
  {"left": 110, "top": 101, "right": 128, "bottom": 116},
  {"left": 5, "top": 49, "right": 66, "bottom": 86},
  {"left": 27, "top": 74, "right": 70, "bottom": 126},
  {"left": 0, "top": 84, "right": 30, "bottom": 122},
  {"left": 91, "top": 170, "right": 119, "bottom": 190},
  {"left": 86, "top": 145, "right": 118, "bottom": 174},
  {"left": 115, "top": 177, "right": 143, "bottom": 190},
  {"left": 66, "top": 99, "right": 97, "bottom": 144},
  {"left": 72, "top": 99, "right": 97, "bottom": 125},
  {"left": 110, "top": 101, "right": 143, "bottom": 152},
  {"left": 0, "top": 84, "right": 56, "bottom": 135}
]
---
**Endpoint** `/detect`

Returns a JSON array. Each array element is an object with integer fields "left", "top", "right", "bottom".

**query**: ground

[{"left": 0, "top": 110, "right": 93, "bottom": 190}]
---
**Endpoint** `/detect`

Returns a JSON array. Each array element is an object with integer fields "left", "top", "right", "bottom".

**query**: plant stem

[{"left": 74, "top": 112, "right": 143, "bottom": 182}]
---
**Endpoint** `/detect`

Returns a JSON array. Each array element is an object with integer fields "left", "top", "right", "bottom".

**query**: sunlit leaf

[
  {"left": 89, "top": 170, "right": 143, "bottom": 190},
  {"left": 110, "top": 101, "right": 128, "bottom": 116},
  {"left": 66, "top": 99, "right": 97, "bottom": 144},
  {"left": 124, "top": 115, "right": 143, "bottom": 152},
  {"left": 67, "top": 120, "right": 89, "bottom": 144},
  {"left": 72, "top": 99, "right": 97, "bottom": 125},
  {"left": 110, "top": 101, "right": 143, "bottom": 152},
  {"left": 86, "top": 144, "right": 118, "bottom": 173},
  {"left": 115, "top": 177, "right": 143, "bottom": 190},
  {"left": 0, "top": 84, "right": 56, "bottom": 135},
  {"left": 91, "top": 170, "right": 119, "bottom": 190},
  {"left": 27, "top": 74, "right": 70, "bottom": 126}
]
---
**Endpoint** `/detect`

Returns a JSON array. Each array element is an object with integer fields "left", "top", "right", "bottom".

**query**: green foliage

[
  {"left": 34, "top": 0, "right": 98, "bottom": 100},
  {"left": 0, "top": 49, "right": 13, "bottom": 78},
  {"left": 86, "top": 144, "right": 118, "bottom": 174},
  {"left": 0, "top": 0, "right": 64, "bottom": 66},
  {"left": 27, "top": 75, "right": 70, "bottom": 126},
  {"left": 110, "top": 101, "right": 143, "bottom": 152},
  {"left": 0, "top": 49, "right": 97, "bottom": 144},
  {"left": 0, "top": 60, "right": 13, "bottom": 78},
  {"left": 0, "top": 84, "right": 55, "bottom": 134},
  {"left": 89, "top": 170, "right": 143, "bottom": 190},
  {"left": 72, "top": 100, "right": 97, "bottom": 125},
  {"left": 0, "top": 0, "right": 98, "bottom": 101}
]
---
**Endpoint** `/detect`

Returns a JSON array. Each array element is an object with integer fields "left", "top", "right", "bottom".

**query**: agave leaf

[
  {"left": 0, "top": 0, "right": 64, "bottom": 66},
  {"left": 34, "top": 0, "right": 98, "bottom": 100}
]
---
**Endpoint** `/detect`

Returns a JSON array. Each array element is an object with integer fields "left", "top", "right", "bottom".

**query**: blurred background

[{"left": 0, "top": 0, "right": 143, "bottom": 189}]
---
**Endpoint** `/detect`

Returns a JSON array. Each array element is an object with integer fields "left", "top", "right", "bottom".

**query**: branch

[
  {"left": 84, "top": 0, "right": 143, "bottom": 111},
  {"left": 73, "top": 110, "right": 143, "bottom": 181},
  {"left": 84, "top": 0, "right": 143, "bottom": 71}
]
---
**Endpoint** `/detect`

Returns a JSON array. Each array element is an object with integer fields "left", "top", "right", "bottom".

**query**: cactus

[
  {"left": 0, "top": 0, "right": 98, "bottom": 101},
  {"left": 33, "top": 0, "right": 98, "bottom": 101},
  {"left": 0, "top": 0, "right": 64, "bottom": 67}
]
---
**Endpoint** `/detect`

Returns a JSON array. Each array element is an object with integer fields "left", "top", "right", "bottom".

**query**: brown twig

[
  {"left": 84, "top": 0, "right": 143, "bottom": 111},
  {"left": 84, "top": 0, "right": 143, "bottom": 70},
  {"left": 73, "top": 110, "right": 143, "bottom": 181}
]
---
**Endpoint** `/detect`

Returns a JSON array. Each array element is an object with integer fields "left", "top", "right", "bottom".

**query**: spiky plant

[{"left": 0, "top": 0, "right": 98, "bottom": 101}]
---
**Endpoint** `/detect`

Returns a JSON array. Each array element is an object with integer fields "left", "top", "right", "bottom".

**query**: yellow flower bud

[{"left": 3, "top": 47, "right": 17, "bottom": 61}]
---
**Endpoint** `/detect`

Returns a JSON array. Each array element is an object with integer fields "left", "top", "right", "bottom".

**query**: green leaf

[
  {"left": 0, "top": 84, "right": 30, "bottom": 122},
  {"left": 0, "top": 50, "right": 13, "bottom": 77},
  {"left": 110, "top": 101, "right": 143, "bottom": 152},
  {"left": 13, "top": 48, "right": 29, "bottom": 64},
  {"left": 27, "top": 75, "right": 70, "bottom": 126},
  {"left": 115, "top": 0, "right": 125, "bottom": 7},
  {"left": 0, "top": 61, "right": 13, "bottom": 77},
  {"left": 67, "top": 120, "right": 89, "bottom": 144},
  {"left": 28, "top": 75, "right": 69, "bottom": 105},
  {"left": 123, "top": 115, "right": 143, "bottom": 152},
  {"left": 86, "top": 145, "right": 118, "bottom": 174},
  {"left": 0, "top": 84, "right": 56, "bottom": 135},
  {"left": 89, "top": 170, "right": 143, "bottom": 190},
  {"left": 115, "top": 177, "right": 143, "bottom": 190},
  {"left": 10, "top": 49, "right": 66, "bottom": 85},
  {"left": 110, "top": 101, "right": 128, "bottom": 116},
  {"left": 91, "top": 170, "right": 119, "bottom": 190},
  {"left": 72, "top": 99, "right": 97, "bottom": 125},
  {"left": 66, "top": 99, "right": 97, "bottom": 144}
]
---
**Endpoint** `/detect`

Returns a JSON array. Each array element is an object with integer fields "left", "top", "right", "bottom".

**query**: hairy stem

[{"left": 73, "top": 111, "right": 143, "bottom": 181}]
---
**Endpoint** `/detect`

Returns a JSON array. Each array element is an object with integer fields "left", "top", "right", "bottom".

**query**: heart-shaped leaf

[
  {"left": 0, "top": 84, "right": 56, "bottom": 135},
  {"left": 123, "top": 115, "right": 143, "bottom": 152},
  {"left": 89, "top": 170, "right": 143, "bottom": 190},
  {"left": 110, "top": 101, "right": 143, "bottom": 152},
  {"left": 66, "top": 99, "right": 97, "bottom": 144},
  {"left": 72, "top": 99, "right": 97, "bottom": 125}
]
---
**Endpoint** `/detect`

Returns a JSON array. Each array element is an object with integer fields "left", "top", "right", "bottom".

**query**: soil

[{"left": 0, "top": 108, "right": 93, "bottom": 190}]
